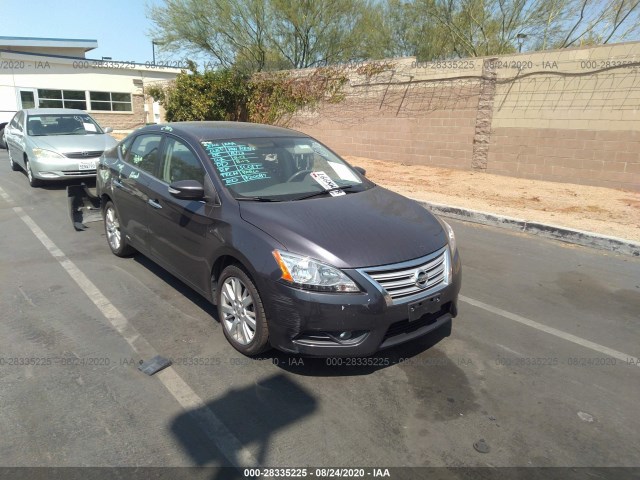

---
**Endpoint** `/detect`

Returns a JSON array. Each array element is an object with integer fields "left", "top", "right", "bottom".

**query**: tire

[
  {"left": 216, "top": 265, "right": 270, "bottom": 356},
  {"left": 103, "top": 200, "right": 135, "bottom": 257},
  {"left": 24, "top": 158, "right": 42, "bottom": 187},
  {"left": 8, "top": 150, "right": 20, "bottom": 171}
]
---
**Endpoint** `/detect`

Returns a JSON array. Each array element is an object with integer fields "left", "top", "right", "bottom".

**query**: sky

[{"left": 0, "top": 0, "right": 175, "bottom": 64}]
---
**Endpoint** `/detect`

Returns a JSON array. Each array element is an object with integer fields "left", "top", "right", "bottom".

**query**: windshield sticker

[
  {"left": 83, "top": 122, "right": 97, "bottom": 132},
  {"left": 202, "top": 141, "right": 271, "bottom": 186},
  {"left": 310, "top": 171, "right": 345, "bottom": 196},
  {"left": 327, "top": 161, "right": 361, "bottom": 183}
]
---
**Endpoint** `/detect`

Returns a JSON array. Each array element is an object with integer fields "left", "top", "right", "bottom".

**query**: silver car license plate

[{"left": 78, "top": 160, "right": 96, "bottom": 170}]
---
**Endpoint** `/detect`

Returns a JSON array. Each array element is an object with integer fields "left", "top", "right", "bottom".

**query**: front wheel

[
  {"left": 8, "top": 150, "right": 20, "bottom": 171},
  {"left": 103, "top": 201, "right": 135, "bottom": 257},
  {"left": 24, "top": 159, "right": 42, "bottom": 187},
  {"left": 217, "top": 265, "right": 270, "bottom": 355}
]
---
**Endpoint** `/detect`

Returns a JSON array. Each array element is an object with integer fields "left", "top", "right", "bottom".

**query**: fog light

[{"left": 338, "top": 331, "right": 352, "bottom": 340}]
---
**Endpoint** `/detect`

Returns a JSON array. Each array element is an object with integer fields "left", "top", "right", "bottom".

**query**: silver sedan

[{"left": 5, "top": 108, "right": 118, "bottom": 187}]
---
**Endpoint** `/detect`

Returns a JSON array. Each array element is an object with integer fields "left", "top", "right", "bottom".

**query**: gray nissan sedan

[
  {"left": 97, "top": 122, "right": 461, "bottom": 356},
  {"left": 5, "top": 108, "right": 118, "bottom": 187}
]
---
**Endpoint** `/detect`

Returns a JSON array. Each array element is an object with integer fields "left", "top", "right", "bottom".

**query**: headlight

[
  {"left": 272, "top": 250, "right": 360, "bottom": 293},
  {"left": 31, "top": 148, "right": 65, "bottom": 161},
  {"left": 442, "top": 220, "right": 457, "bottom": 253}
]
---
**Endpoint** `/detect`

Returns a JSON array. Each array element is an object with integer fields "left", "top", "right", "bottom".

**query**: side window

[
  {"left": 161, "top": 137, "right": 206, "bottom": 185},
  {"left": 125, "top": 134, "right": 163, "bottom": 176},
  {"left": 119, "top": 135, "right": 134, "bottom": 159}
]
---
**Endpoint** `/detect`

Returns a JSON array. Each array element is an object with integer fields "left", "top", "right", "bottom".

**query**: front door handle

[{"left": 148, "top": 199, "right": 162, "bottom": 209}]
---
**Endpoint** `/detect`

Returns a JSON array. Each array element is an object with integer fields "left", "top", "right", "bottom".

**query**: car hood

[
  {"left": 29, "top": 134, "right": 118, "bottom": 154},
  {"left": 239, "top": 186, "right": 447, "bottom": 269}
]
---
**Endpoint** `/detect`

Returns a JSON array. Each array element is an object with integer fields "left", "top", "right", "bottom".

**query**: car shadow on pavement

[{"left": 170, "top": 372, "right": 317, "bottom": 479}]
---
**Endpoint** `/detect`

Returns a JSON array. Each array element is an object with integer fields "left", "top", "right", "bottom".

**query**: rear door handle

[{"left": 148, "top": 199, "right": 162, "bottom": 209}]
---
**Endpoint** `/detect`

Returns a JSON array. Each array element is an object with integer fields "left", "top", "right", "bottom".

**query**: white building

[{"left": 0, "top": 36, "right": 180, "bottom": 131}]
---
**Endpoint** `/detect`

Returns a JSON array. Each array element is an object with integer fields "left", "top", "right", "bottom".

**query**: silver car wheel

[
  {"left": 220, "top": 277, "right": 256, "bottom": 345},
  {"left": 105, "top": 206, "right": 122, "bottom": 251}
]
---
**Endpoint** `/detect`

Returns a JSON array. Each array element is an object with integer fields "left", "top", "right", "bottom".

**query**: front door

[
  {"left": 145, "top": 136, "right": 219, "bottom": 293},
  {"left": 5, "top": 111, "right": 26, "bottom": 164}
]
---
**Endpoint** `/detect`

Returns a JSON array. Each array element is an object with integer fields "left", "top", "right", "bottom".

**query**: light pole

[
  {"left": 152, "top": 41, "right": 159, "bottom": 65},
  {"left": 516, "top": 33, "right": 528, "bottom": 53}
]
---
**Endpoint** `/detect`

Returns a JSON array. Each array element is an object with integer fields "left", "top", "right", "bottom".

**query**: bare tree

[{"left": 390, "top": 0, "right": 640, "bottom": 60}]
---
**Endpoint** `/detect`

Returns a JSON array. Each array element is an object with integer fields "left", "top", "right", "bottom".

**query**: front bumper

[
  {"left": 261, "top": 248, "right": 462, "bottom": 357},
  {"left": 32, "top": 157, "right": 99, "bottom": 180}
]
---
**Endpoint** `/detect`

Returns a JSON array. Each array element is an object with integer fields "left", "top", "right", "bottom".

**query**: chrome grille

[
  {"left": 360, "top": 247, "right": 449, "bottom": 303},
  {"left": 65, "top": 151, "right": 103, "bottom": 159}
]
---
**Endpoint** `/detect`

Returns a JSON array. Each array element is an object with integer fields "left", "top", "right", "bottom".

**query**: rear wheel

[
  {"left": 24, "top": 158, "right": 42, "bottom": 187},
  {"left": 103, "top": 201, "right": 135, "bottom": 257},
  {"left": 216, "top": 265, "right": 270, "bottom": 356}
]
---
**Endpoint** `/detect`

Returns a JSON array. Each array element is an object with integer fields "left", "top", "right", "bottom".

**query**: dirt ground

[{"left": 344, "top": 156, "right": 640, "bottom": 243}]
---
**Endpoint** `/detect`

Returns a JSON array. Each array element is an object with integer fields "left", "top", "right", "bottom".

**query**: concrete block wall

[{"left": 290, "top": 42, "right": 640, "bottom": 191}]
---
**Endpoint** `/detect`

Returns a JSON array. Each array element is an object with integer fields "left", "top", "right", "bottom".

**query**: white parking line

[
  {"left": 0, "top": 186, "right": 257, "bottom": 468},
  {"left": 460, "top": 294, "right": 638, "bottom": 366}
]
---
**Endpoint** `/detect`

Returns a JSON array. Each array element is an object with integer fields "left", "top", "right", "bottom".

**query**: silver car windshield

[
  {"left": 26, "top": 114, "right": 104, "bottom": 137},
  {"left": 201, "top": 137, "right": 371, "bottom": 201}
]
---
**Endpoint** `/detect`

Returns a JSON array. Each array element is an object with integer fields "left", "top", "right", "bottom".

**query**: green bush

[
  {"left": 147, "top": 63, "right": 348, "bottom": 126},
  {"left": 147, "top": 62, "right": 249, "bottom": 122}
]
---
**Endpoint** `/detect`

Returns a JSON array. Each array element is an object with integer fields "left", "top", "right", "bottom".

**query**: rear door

[
  {"left": 145, "top": 135, "right": 220, "bottom": 293},
  {"left": 110, "top": 133, "right": 164, "bottom": 252}
]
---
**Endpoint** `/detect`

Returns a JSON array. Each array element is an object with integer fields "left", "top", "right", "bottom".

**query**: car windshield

[
  {"left": 201, "top": 137, "right": 372, "bottom": 201},
  {"left": 27, "top": 114, "right": 104, "bottom": 136}
]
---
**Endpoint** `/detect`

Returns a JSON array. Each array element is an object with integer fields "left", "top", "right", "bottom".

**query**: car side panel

[{"left": 145, "top": 175, "right": 220, "bottom": 291}]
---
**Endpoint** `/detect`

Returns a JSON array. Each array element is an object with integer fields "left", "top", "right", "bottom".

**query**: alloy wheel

[
  {"left": 220, "top": 277, "right": 257, "bottom": 345},
  {"left": 105, "top": 206, "right": 122, "bottom": 251}
]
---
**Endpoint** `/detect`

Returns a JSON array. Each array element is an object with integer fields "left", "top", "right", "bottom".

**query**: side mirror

[
  {"left": 354, "top": 166, "right": 366, "bottom": 176},
  {"left": 103, "top": 127, "right": 114, "bottom": 133},
  {"left": 168, "top": 179, "right": 205, "bottom": 200}
]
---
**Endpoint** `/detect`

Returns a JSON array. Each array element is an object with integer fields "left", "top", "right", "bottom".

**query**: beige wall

[{"left": 290, "top": 42, "right": 640, "bottom": 191}]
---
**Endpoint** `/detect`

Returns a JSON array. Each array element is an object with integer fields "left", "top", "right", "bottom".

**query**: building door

[{"left": 17, "top": 88, "right": 38, "bottom": 109}]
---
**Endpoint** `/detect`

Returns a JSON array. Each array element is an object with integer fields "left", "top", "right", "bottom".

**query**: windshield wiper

[
  {"left": 292, "top": 185, "right": 357, "bottom": 201},
  {"left": 236, "top": 196, "right": 281, "bottom": 202}
]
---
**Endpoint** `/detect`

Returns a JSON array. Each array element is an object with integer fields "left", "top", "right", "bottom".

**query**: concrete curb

[{"left": 415, "top": 200, "right": 640, "bottom": 258}]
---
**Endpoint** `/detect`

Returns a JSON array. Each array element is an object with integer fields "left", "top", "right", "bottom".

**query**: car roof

[
  {"left": 141, "top": 121, "right": 309, "bottom": 142},
  {"left": 24, "top": 108, "right": 89, "bottom": 115}
]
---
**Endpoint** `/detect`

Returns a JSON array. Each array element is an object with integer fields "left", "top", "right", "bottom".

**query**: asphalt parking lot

[{"left": 0, "top": 149, "right": 639, "bottom": 476}]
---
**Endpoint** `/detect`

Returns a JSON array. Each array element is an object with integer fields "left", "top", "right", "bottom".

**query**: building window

[
  {"left": 38, "top": 89, "right": 87, "bottom": 109},
  {"left": 89, "top": 91, "right": 132, "bottom": 112}
]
